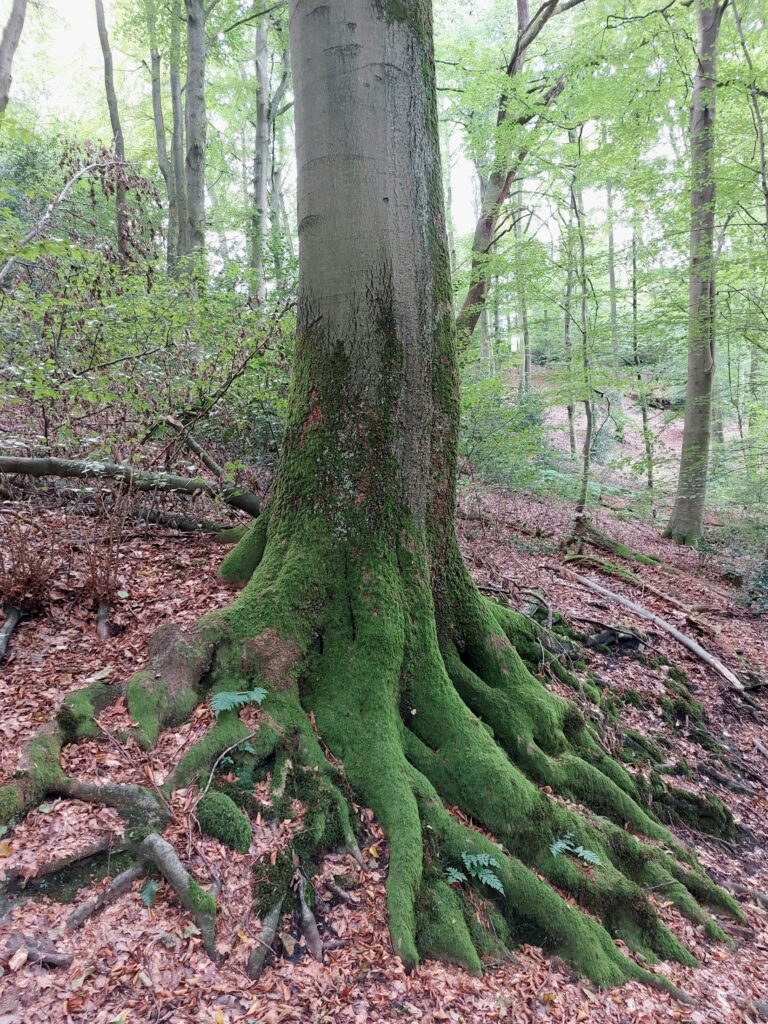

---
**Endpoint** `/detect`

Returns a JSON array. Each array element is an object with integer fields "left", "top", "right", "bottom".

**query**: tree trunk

[
  {"left": 666, "top": 0, "right": 724, "bottom": 545},
  {"left": 143, "top": 0, "right": 178, "bottom": 273},
  {"left": 94, "top": 0, "right": 130, "bottom": 265},
  {"left": 570, "top": 141, "right": 593, "bottom": 517},
  {"left": 605, "top": 178, "right": 625, "bottom": 439},
  {"left": 1, "top": 0, "right": 740, "bottom": 993},
  {"left": 183, "top": 0, "right": 206, "bottom": 263},
  {"left": 563, "top": 210, "right": 577, "bottom": 456},
  {"left": 632, "top": 227, "right": 654, "bottom": 491},
  {"left": 170, "top": 0, "right": 188, "bottom": 265},
  {"left": 514, "top": 178, "right": 531, "bottom": 393},
  {"left": 0, "top": 0, "right": 28, "bottom": 116},
  {"left": 250, "top": 21, "right": 270, "bottom": 299}
]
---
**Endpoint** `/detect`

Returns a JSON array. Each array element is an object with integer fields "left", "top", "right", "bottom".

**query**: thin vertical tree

[
  {"left": 0, "top": 0, "right": 28, "bottom": 116},
  {"left": 94, "top": 0, "right": 130, "bottom": 264}
]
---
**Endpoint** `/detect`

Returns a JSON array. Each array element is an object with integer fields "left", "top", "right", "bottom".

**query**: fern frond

[{"left": 210, "top": 687, "right": 267, "bottom": 716}]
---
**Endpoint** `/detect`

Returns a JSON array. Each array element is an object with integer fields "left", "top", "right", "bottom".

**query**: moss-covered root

[
  {"left": 138, "top": 832, "right": 218, "bottom": 956},
  {"left": 218, "top": 509, "right": 269, "bottom": 584},
  {"left": 409, "top": 770, "right": 684, "bottom": 994},
  {"left": 126, "top": 617, "right": 225, "bottom": 749},
  {"left": 0, "top": 679, "right": 125, "bottom": 826}
]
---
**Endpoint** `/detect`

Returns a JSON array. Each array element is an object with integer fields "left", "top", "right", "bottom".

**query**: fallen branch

[
  {"left": 0, "top": 456, "right": 260, "bottom": 518},
  {"left": 545, "top": 564, "right": 745, "bottom": 692},
  {"left": 564, "top": 554, "right": 718, "bottom": 636},
  {"left": 2, "top": 933, "right": 72, "bottom": 970},
  {"left": 67, "top": 863, "right": 144, "bottom": 930}
]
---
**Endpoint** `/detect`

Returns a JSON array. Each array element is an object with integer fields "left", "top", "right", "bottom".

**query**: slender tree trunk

[
  {"left": 571, "top": 158, "right": 592, "bottom": 517},
  {"left": 143, "top": 0, "right": 178, "bottom": 273},
  {"left": 563, "top": 213, "right": 577, "bottom": 457},
  {"left": 0, "top": 0, "right": 28, "bottom": 116},
  {"left": 666, "top": 0, "right": 725, "bottom": 545},
  {"left": 170, "top": 0, "right": 188, "bottom": 265},
  {"left": 250, "top": 21, "right": 270, "bottom": 299},
  {"left": 184, "top": 0, "right": 206, "bottom": 263},
  {"left": 94, "top": 0, "right": 130, "bottom": 265},
  {"left": 606, "top": 178, "right": 625, "bottom": 439},
  {"left": 514, "top": 178, "right": 531, "bottom": 393},
  {"left": 632, "top": 227, "right": 654, "bottom": 492}
]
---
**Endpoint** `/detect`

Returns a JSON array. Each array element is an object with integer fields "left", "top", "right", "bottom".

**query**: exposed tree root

[
  {"left": 246, "top": 897, "right": 284, "bottom": 980},
  {"left": 67, "top": 864, "right": 145, "bottom": 931},
  {"left": 0, "top": 606, "right": 21, "bottom": 660},
  {"left": 0, "top": 523, "right": 748, "bottom": 994}
]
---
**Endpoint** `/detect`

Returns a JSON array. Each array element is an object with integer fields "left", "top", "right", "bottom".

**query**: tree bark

[
  {"left": 632, "top": 226, "right": 654, "bottom": 491},
  {"left": 666, "top": 0, "right": 725, "bottom": 545},
  {"left": 514, "top": 178, "right": 531, "bottom": 393},
  {"left": 183, "top": 0, "right": 206, "bottom": 263},
  {"left": 143, "top": 0, "right": 178, "bottom": 273},
  {"left": 250, "top": 21, "right": 271, "bottom": 298},
  {"left": 170, "top": 0, "right": 188, "bottom": 265},
  {"left": 94, "top": 0, "right": 130, "bottom": 265},
  {"left": 605, "top": 178, "right": 625, "bottom": 437},
  {"left": 0, "top": 0, "right": 28, "bottom": 116}
]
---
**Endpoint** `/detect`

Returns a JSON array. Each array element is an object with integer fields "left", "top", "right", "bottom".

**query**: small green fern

[
  {"left": 209, "top": 687, "right": 267, "bottom": 716},
  {"left": 444, "top": 851, "right": 505, "bottom": 895},
  {"left": 549, "top": 831, "right": 602, "bottom": 866},
  {"left": 445, "top": 866, "right": 467, "bottom": 886}
]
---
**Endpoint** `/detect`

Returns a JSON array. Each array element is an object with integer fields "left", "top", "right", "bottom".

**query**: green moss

[
  {"left": 219, "top": 511, "right": 269, "bottom": 583},
  {"left": 171, "top": 712, "right": 255, "bottom": 789},
  {"left": 416, "top": 877, "right": 482, "bottom": 972},
  {"left": 622, "top": 689, "right": 644, "bottom": 708},
  {"left": 0, "top": 783, "right": 22, "bottom": 824},
  {"left": 58, "top": 682, "right": 122, "bottom": 742},
  {"left": 197, "top": 790, "right": 252, "bottom": 853},
  {"left": 187, "top": 878, "right": 217, "bottom": 917},
  {"left": 656, "top": 787, "right": 736, "bottom": 840}
]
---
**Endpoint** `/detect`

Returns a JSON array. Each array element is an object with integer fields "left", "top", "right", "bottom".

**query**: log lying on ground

[
  {"left": 0, "top": 456, "right": 261, "bottom": 518},
  {"left": 547, "top": 563, "right": 746, "bottom": 692},
  {"left": 564, "top": 554, "right": 718, "bottom": 636}
]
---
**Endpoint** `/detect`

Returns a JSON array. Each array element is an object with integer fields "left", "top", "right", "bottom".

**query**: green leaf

[
  {"left": 209, "top": 688, "right": 267, "bottom": 716},
  {"left": 140, "top": 879, "right": 160, "bottom": 908},
  {"left": 445, "top": 866, "right": 468, "bottom": 885}
]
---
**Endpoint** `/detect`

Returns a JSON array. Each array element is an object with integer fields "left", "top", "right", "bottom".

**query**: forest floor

[{"left": 0, "top": 486, "right": 766, "bottom": 1024}]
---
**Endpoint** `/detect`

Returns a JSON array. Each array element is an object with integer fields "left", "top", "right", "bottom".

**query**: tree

[
  {"left": 184, "top": 0, "right": 207, "bottom": 260},
  {"left": 666, "top": 0, "right": 728, "bottom": 545},
  {"left": 0, "top": 0, "right": 28, "bottom": 116},
  {"left": 0, "top": 0, "right": 742, "bottom": 988},
  {"left": 94, "top": 0, "right": 130, "bottom": 264}
]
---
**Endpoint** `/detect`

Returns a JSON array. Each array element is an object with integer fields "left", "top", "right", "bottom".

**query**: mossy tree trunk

[{"left": 1, "top": 0, "right": 743, "bottom": 991}]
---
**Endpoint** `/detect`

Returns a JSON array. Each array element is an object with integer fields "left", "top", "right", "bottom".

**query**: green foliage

[
  {"left": 445, "top": 851, "right": 505, "bottom": 895},
  {"left": 549, "top": 832, "right": 603, "bottom": 867},
  {"left": 209, "top": 687, "right": 267, "bottom": 717},
  {"left": 140, "top": 879, "right": 160, "bottom": 907}
]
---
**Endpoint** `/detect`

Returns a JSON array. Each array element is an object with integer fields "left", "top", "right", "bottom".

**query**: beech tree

[
  {"left": 666, "top": 0, "right": 728, "bottom": 545},
  {"left": 0, "top": 0, "right": 743, "bottom": 989}
]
